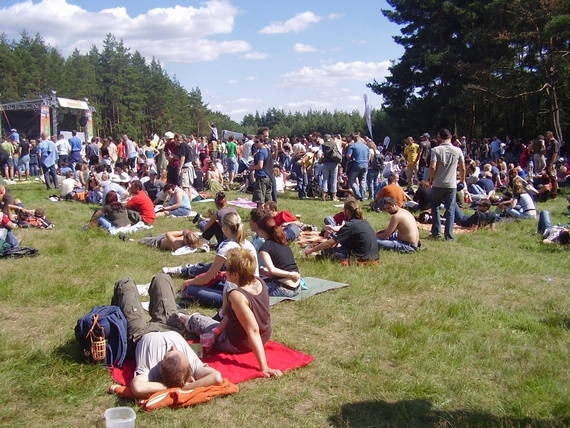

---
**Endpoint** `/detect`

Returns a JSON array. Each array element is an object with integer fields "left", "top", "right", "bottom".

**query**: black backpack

[
  {"left": 370, "top": 151, "right": 385, "bottom": 171},
  {"left": 307, "top": 180, "right": 322, "bottom": 198},
  {"left": 75, "top": 306, "right": 128, "bottom": 367}
]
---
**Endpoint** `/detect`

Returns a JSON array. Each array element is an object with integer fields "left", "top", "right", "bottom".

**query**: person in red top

[
  {"left": 164, "top": 132, "right": 181, "bottom": 185},
  {"left": 263, "top": 201, "right": 302, "bottom": 242},
  {"left": 127, "top": 180, "right": 156, "bottom": 225}
]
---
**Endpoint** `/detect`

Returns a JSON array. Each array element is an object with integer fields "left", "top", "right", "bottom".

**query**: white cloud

[
  {"left": 228, "top": 80, "right": 239, "bottom": 84},
  {"left": 232, "top": 98, "right": 260, "bottom": 104},
  {"left": 287, "top": 100, "right": 334, "bottom": 109},
  {"left": 245, "top": 76, "right": 257, "bottom": 81},
  {"left": 0, "top": 0, "right": 251, "bottom": 63},
  {"left": 280, "top": 61, "right": 391, "bottom": 87},
  {"left": 346, "top": 96, "right": 361, "bottom": 101},
  {"left": 328, "top": 13, "right": 343, "bottom": 20},
  {"left": 242, "top": 52, "right": 269, "bottom": 60},
  {"left": 259, "top": 11, "right": 322, "bottom": 34},
  {"left": 293, "top": 43, "right": 317, "bottom": 53}
]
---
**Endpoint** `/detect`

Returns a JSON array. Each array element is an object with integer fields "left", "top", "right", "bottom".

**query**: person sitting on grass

[
  {"left": 89, "top": 190, "right": 131, "bottom": 231},
  {"left": 162, "top": 212, "right": 258, "bottom": 308},
  {"left": 140, "top": 229, "right": 208, "bottom": 252},
  {"left": 375, "top": 197, "right": 420, "bottom": 252},
  {"left": 256, "top": 214, "right": 301, "bottom": 297},
  {"left": 0, "top": 211, "right": 19, "bottom": 248},
  {"left": 370, "top": 174, "right": 409, "bottom": 212},
  {"left": 108, "top": 274, "right": 222, "bottom": 399},
  {"left": 498, "top": 177, "right": 536, "bottom": 219},
  {"left": 126, "top": 179, "right": 156, "bottom": 225},
  {"left": 450, "top": 198, "right": 497, "bottom": 230},
  {"left": 302, "top": 200, "right": 379, "bottom": 265},
  {"left": 193, "top": 191, "right": 236, "bottom": 248},
  {"left": 155, "top": 183, "right": 192, "bottom": 217},
  {"left": 179, "top": 248, "right": 282, "bottom": 378},
  {"left": 263, "top": 201, "right": 302, "bottom": 242}
]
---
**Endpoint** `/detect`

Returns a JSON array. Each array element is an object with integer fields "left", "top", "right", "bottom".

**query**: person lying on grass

[
  {"left": 162, "top": 212, "right": 259, "bottom": 308},
  {"left": 443, "top": 198, "right": 497, "bottom": 231},
  {"left": 263, "top": 201, "right": 302, "bottom": 242},
  {"left": 140, "top": 229, "right": 208, "bottom": 252},
  {"left": 302, "top": 200, "right": 379, "bottom": 264},
  {"left": 537, "top": 210, "right": 570, "bottom": 245},
  {"left": 179, "top": 247, "right": 282, "bottom": 378},
  {"left": 108, "top": 274, "right": 222, "bottom": 399}
]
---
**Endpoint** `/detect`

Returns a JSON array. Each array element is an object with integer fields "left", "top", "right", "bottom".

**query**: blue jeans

[
  {"left": 170, "top": 206, "right": 191, "bottom": 217},
  {"left": 183, "top": 285, "right": 223, "bottom": 308},
  {"left": 431, "top": 186, "right": 457, "bottom": 240},
  {"left": 506, "top": 207, "right": 536, "bottom": 219},
  {"left": 180, "top": 262, "right": 211, "bottom": 279},
  {"left": 264, "top": 279, "right": 300, "bottom": 297},
  {"left": 537, "top": 210, "right": 552, "bottom": 234},
  {"left": 321, "top": 162, "right": 338, "bottom": 196},
  {"left": 348, "top": 163, "right": 367, "bottom": 200},
  {"left": 367, "top": 169, "right": 380, "bottom": 200},
  {"left": 41, "top": 163, "right": 58, "bottom": 189},
  {"left": 377, "top": 232, "right": 418, "bottom": 252},
  {"left": 98, "top": 216, "right": 113, "bottom": 231},
  {"left": 297, "top": 171, "right": 308, "bottom": 198}
]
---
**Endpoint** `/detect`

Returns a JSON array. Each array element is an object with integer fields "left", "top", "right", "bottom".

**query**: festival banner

[{"left": 40, "top": 105, "right": 51, "bottom": 136}]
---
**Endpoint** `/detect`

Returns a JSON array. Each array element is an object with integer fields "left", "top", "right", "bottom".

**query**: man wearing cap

[
  {"left": 418, "top": 133, "right": 432, "bottom": 181},
  {"left": 101, "top": 171, "right": 129, "bottom": 202},
  {"left": 38, "top": 132, "right": 59, "bottom": 190},
  {"left": 178, "top": 134, "right": 195, "bottom": 199},
  {"left": 164, "top": 132, "right": 181, "bottom": 185},
  {"left": 10, "top": 129, "right": 19, "bottom": 144}
]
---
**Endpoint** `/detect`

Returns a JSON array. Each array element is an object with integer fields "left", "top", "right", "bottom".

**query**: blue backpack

[{"left": 75, "top": 306, "right": 128, "bottom": 367}]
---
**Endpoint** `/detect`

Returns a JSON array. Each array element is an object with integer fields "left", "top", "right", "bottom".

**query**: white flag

[{"left": 363, "top": 94, "right": 373, "bottom": 140}]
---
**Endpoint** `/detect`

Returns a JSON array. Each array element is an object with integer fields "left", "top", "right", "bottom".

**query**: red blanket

[{"left": 111, "top": 340, "right": 313, "bottom": 386}]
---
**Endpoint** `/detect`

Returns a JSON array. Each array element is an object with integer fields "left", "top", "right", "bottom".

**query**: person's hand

[
  {"left": 108, "top": 384, "right": 121, "bottom": 395},
  {"left": 302, "top": 247, "right": 312, "bottom": 256},
  {"left": 261, "top": 367, "right": 282, "bottom": 378},
  {"left": 289, "top": 272, "right": 300, "bottom": 281}
]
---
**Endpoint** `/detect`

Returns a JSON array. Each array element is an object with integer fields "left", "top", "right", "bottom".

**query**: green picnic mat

[{"left": 269, "top": 276, "right": 349, "bottom": 306}]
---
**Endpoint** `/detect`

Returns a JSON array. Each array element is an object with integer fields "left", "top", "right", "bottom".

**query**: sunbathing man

[
  {"left": 376, "top": 197, "right": 420, "bottom": 252},
  {"left": 140, "top": 229, "right": 208, "bottom": 252},
  {"left": 108, "top": 274, "right": 222, "bottom": 399},
  {"left": 450, "top": 199, "right": 497, "bottom": 230}
]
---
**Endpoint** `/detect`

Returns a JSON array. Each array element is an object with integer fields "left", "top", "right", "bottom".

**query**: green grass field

[{"left": 1, "top": 181, "right": 569, "bottom": 428}]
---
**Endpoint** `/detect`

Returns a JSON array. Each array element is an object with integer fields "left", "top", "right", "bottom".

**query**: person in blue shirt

[
  {"left": 250, "top": 138, "right": 272, "bottom": 209},
  {"left": 68, "top": 130, "right": 83, "bottom": 170},
  {"left": 346, "top": 134, "right": 371, "bottom": 201},
  {"left": 37, "top": 132, "right": 59, "bottom": 190}
]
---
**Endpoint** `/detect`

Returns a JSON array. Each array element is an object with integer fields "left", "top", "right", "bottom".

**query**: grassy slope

[{"left": 0, "top": 182, "right": 569, "bottom": 428}]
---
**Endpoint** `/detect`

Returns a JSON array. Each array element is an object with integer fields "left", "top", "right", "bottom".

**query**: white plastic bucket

[{"left": 104, "top": 407, "right": 136, "bottom": 428}]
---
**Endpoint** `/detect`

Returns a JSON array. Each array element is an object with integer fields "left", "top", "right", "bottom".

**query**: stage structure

[{"left": 0, "top": 92, "right": 95, "bottom": 141}]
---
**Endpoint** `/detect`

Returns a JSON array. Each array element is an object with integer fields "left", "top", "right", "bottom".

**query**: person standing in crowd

[
  {"left": 346, "top": 133, "right": 370, "bottom": 201},
  {"left": 38, "top": 132, "right": 59, "bottom": 190},
  {"left": 68, "top": 130, "right": 83, "bottom": 170},
  {"left": 429, "top": 128, "right": 465, "bottom": 241},
  {"left": 321, "top": 134, "right": 340, "bottom": 201},
  {"left": 250, "top": 136, "right": 273, "bottom": 209}
]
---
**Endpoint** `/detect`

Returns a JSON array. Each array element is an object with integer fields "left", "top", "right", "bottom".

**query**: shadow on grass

[
  {"left": 328, "top": 399, "right": 570, "bottom": 428},
  {"left": 55, "top": 337, "right": 84, "bottom": 364},
  {"left": 541, "top": 315, "right": 570, "bottom": 330}
]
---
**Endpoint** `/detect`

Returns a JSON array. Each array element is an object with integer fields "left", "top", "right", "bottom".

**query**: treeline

[
  {"left": 0, "top": 31, "right": 374, "bottom": 142},
  {"left": 368, "top": 0, "right": 570, "bottom": 144}
]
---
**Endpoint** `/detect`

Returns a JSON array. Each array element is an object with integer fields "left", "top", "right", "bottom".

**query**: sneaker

[
  {"left": 427, "top": 234, "right": 442, "bottom": 240},
  {"left": 192, "top": 212, "right": 202, "bottom": 224},
  {"left": 162, "top": 265, "right": 183, "bottom": 276}
]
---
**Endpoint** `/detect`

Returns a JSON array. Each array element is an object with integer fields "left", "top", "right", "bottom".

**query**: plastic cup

[
  {"left": 295, "top": 214, "right": 301, "bottom": 220},
  {"left": 200, "top": 332, "right": 215, "bottom": 351},
  {"left": 104, "top": 407, "right": 136, "bottom": 428}
]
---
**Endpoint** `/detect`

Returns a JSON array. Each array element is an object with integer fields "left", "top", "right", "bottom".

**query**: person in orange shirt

[{"left": 370, "top": 174, "right": 409, "bottom": 211}]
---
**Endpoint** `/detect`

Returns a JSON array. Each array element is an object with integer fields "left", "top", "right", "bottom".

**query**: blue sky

[{"left": 0, "top": 0, "right": 404, "bottom": 122}]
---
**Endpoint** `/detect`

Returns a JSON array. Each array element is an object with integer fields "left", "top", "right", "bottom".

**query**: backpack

[
  {"left": 0, "top": 245, "right": 38, "bottom": 258},
  {"left": 331, "top": 145, "right": 343, "bottom": 163},
  {"left": 0, "top": 145, "right": 9, "bottom": 164},
  {"left": 75, "top": 306, "right": 128, "bottom": 367},
  {"left": 307, "top": 180, "right": 323, "bottom": 198},
  {"left": 370, "top": 151, "right": 385, "bottom": 171}
]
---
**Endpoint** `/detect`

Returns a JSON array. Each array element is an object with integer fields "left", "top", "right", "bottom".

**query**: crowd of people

[{"left": 2, "top": 124, "right": 569, "bottom": 402}]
